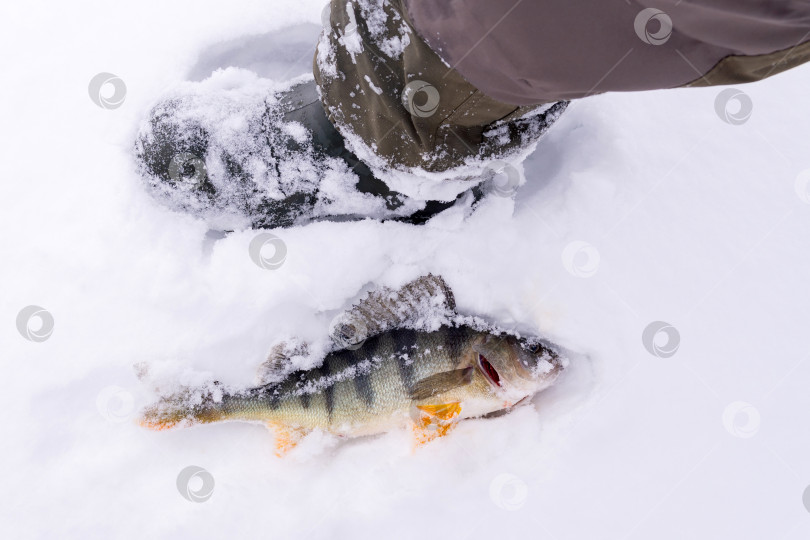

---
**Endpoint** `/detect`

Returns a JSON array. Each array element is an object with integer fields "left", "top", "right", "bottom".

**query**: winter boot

[
  {"left": 134, "top": 0, "right": 567, "bottom": 230},
  {"left": 135, "top": 72, "right": 469, "bottom": 229}
]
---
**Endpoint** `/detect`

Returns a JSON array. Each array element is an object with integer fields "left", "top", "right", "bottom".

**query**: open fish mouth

[{"left": 477, "top": 353, "right": 502, "bottom": 388}]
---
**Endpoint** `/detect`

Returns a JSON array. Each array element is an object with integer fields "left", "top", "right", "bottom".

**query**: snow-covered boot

[
  {"left": 134, "top": 0, "right": 567, "bottom": 230},
  {"left": 135, "top": 71, "right": 467, "bottom": 229}
]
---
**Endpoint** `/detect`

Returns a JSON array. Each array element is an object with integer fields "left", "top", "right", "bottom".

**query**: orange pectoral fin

[
  {"left": 417, "top": 403, "right": 462, "bottom": 421},
  {"left": 266, "top": 422, "right": 310, "bottom": 458},
  {"left": 411, "top": 402, "right": 462, "bottom": 448}
]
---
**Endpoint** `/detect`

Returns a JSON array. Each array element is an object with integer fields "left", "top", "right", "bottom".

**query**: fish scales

[
  {"left": 230, "top": 328, "right": 473, "bottom": 430},
  {"left": 141, "top": 324, "right": 563, "bottom": 444}
]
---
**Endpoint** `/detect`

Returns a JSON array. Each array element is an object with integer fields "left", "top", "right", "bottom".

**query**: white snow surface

[{"left": 3, "top": 1, "right": 810, "bottom": 539}]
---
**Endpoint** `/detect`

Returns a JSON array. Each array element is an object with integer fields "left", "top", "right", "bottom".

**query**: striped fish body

[
  {"left": 222, "top": 326, "right": 495, "bottom": 437},
  {"left": 140, "top": 275, "right": 565, "bottom": 453},
  {"left": 141, "top": 325, "right": 563, "bottom": 456},
  {"left": 142, "top": 323, "right": 563, "bottom": 443}
]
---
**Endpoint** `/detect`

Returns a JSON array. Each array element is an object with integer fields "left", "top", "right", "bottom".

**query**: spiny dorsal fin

[
  {"left": 409, "top": 367, "right": 473, "bottom": 401},
  {"left": 329, "top": 274, "right": 456, "bottom": 349},
  {"left": 257, "top": 341, "right": 310, "bottom": 385}
]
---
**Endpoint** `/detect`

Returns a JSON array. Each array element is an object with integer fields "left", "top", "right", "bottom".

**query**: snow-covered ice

[{"left": 2, "top": 1, "right": 810, "bottom": 539}]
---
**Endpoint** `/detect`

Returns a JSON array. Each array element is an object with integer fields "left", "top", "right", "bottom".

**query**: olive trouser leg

[
  {"left": 316, "top": 0, "right": 810, "bottom": 180},
  {"left": 404, "top": 0, "right": 810, "bottom": 105}
]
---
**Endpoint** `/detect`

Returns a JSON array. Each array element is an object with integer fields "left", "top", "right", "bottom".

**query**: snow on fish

[{"left": 139, "top": 275, "right": 566, "bottom": 455}]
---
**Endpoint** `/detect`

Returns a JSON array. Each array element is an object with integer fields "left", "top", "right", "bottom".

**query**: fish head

[{"left": 473, "top": 333, "right": 564, "bottom": 398}]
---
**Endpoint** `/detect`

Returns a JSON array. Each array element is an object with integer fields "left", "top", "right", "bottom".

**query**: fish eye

[{"left": 527, "top": 343, "right": 541, "bottom": 354}]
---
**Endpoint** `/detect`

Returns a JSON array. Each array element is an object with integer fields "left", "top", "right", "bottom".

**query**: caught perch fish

[{"left": 140, "top": 275, "right": 565, "bottom": 455}]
